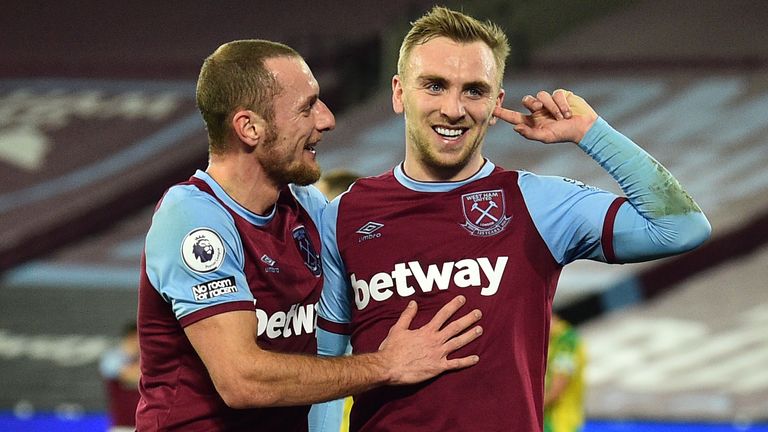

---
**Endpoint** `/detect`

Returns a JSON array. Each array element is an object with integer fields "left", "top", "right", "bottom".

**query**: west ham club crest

[
  {"left": 292, "top": 225, "right": 322, "bottom": 276},
  {"left": 460, "top": 189, "right": 511, "bottom": 237}
]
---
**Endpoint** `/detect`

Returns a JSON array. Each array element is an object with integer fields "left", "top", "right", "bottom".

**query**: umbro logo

[
  {"left": 356, "top": 221, "right": 384, "bottom": 243},
  {"left": 356, "top": 222, "right": 384, "bottom": 235},
  {"left": 261, "top": 254, "right": 280, "bottom": 273}
]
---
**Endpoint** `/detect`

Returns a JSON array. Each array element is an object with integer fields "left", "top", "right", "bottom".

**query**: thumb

[{"left": 563, "top": 91, "right": 597, "bottom": 121}]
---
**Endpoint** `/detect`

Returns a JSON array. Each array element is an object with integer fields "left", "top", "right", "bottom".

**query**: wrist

[
  {"left": 576, "top": 116, "right": 608, "bottom": 150},
  {"left": 574, "top": 117, "right": 605, "bottom": 147},
  {"left": 574, "top": 116, "right": 598, "bottom": 144},
  {"left": 365, "top": 351, "right": 396, "bottom": 385}
]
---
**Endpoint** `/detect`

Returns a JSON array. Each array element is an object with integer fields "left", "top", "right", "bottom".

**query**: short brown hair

[
  {"left": 196, "top": 40, "right": 300, "bottom": 154},
  {"left": 398, "top": 6, "right": 510, "bottom": 86}
]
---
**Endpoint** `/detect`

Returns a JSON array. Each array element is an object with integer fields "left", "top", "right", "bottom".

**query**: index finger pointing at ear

[{"left": 493, "top": 106, "right": 525, "bottom": 125}]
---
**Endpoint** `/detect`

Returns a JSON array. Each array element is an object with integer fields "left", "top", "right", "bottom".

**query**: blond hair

[{"left": 398, "top": 6, "right": 510, "bottom": 85}]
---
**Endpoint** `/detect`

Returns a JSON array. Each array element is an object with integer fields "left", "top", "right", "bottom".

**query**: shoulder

[
  {"left": 517, "top": 170, "right": 608, "bottom": 205},
  {"left": 485, "top": 166, "right": 521, "bottom": 183},
  {"left": 518, "top": 170, "right": 584, "bottom": 188},
  {"left": 289, "top": 183, "right": 327, "bottom": 220},
  {"left": 347, "top": 171, "right": 394, "bottom": 192},
  {"left": 156, "top": 183, "right": 232, "bottom": 224},
  {"left": 147, "top": 184, "right": 238, "bottom": 264},
  {"left": 329, "top": 172, "right": 390, "bottom": 213}
]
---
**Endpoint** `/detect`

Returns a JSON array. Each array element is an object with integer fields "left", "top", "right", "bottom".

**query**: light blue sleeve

[
  {"left": 144, "top": 185, "right": 253, "bottom": 320},
  {"left": 519, "top": 171, "right": 618, "bottom": 265},
  {"left": 308, "top": 396, "right": 344, "bottom": 432},
  {"left": 317, "top": 197, "right": 353, "bottom": 325},
  {"left": 521, "top": 117, "right": 711, "bottom": 265},
  {"left": 312, "top": 196, "right": 353, "bottom": 432},
  {"left": 305, "top": 187, "right": 349, "bottom": 432},
  {"left": 611, "top": 204, "right": 710, "bottom": 262},
  {"left": 309, "top": 328, "right": 351, "bottom": 432},
  {"left": 291, "top": 183, "right": 328, "bottom": 230},
  {"left": 579, "top": 118, "right": 711, "bottom": 263}
]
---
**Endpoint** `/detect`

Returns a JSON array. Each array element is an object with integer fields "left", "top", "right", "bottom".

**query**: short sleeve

[{"left": 144, "top": 184, "right": 254, "bottom": 325}]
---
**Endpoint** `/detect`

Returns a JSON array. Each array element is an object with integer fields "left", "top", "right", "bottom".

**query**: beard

[
  {"left": 407, "top": 120, "right": 483, "bottom": 173},
  {"left": 270, "top": 162, "right": 321, "bottom": 186},
  {"left": 259, "top": 127, "right": 321, "bottom": 186}
]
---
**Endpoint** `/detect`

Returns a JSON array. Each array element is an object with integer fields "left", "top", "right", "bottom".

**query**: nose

[
  {"left": 440, "top": 91, "right": 465, "bottom": 121},
  {"left": 315, "top": 100, "right": 336, "bottom": 132}
]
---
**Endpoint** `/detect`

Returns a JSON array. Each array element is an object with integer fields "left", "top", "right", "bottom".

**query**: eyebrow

[
  {"left": 417, "top": 75, "right": 447, "bottom": 86},
  {"left": 417, "top": 75, "right": 492, "bottom": 93}
]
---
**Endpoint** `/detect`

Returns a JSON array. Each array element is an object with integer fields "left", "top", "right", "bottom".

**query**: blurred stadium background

[{"left": 1, "top": 0, "right": 767, "bottom": 430}]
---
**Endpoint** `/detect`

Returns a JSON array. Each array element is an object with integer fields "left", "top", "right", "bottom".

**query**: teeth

[{"left": 434, "top": 126, "right": 464, "bottom": 137}]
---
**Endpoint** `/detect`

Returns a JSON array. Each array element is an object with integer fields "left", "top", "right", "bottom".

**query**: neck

[
  {"left": 402, "top": 152, "right": 485, "bottom": 182},
  {"left": 205, "top": 152, "right": 281, "bottom": 215}
]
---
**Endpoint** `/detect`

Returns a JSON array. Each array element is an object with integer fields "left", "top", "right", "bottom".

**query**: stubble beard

[
  {"left": 260, "top": 127, "right": 321, "bottom": 187},
  {"left": 407, "top": 121, "right": 482, "bottom": 174}
]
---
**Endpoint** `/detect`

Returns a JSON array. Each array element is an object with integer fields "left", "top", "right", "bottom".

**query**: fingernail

[
  {"left": 458, "top": 295, "right": 466, "bottom": 304},
  {"left": 474, "top": 310, "right": 482, "bottom": 318},
  {"left": 475, "top": 327, "right": 483, "bottom": 334},
  {"left": 473, "top": 355, "right": 480, "bottom": 362},
  {"left": 564, "top": 111, "right": 572, "bottom": 119},
  {"left": 408, "top": 300, "right": 416, "bottom": 308}
]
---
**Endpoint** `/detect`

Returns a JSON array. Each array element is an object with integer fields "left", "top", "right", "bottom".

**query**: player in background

[
  {"left": 544, "top": 314, "right": 586, "bottom": 432},
  {"left": 136, "top": 39, "right": 483, "bottom": 431},
  {"left": 316, "top": 169, "right": 361, "bottom": 201},
  {"left": 314, "top": 6, "right": 710, "bottom": 432},
  {"left": 99, "top": 321, "right": 140, "bottom": 432}
]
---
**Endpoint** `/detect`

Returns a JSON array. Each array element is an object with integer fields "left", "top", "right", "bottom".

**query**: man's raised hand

[{"left": 493, "top": 89, "right": 598, "bottom": 144}]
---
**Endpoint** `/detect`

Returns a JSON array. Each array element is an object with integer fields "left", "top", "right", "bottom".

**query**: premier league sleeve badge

[{"left": 181, "top": 228, "right": 226, "bottom": 273}]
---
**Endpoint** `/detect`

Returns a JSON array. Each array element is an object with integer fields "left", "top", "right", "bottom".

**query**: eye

[
  {"left": 466, "top": 87, "right": 485, "bottom": 98},
  {"left": 301, "top": 96, "right": 319, "bottom": 116},
  {"left": 427, "top": 82, "right": 444, "bottom": 93},
  {"left": 301, "top": 101, "right": 315, "bottom": 116}
]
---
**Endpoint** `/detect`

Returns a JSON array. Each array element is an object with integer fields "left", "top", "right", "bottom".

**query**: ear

[
  {"left": 392, "top": 74, "right": 404, "bottom": 114},
  {"left": 231, "top": 109, "right": 267, "bottom": 148},
  {"left": 489, "top": 88, "right": 505, "bottom": 125}
]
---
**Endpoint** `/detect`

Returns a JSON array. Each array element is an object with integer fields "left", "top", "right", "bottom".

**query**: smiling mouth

[
  {"left": 304, "top": 143, "right": 317, "bottom": 154},
  {"left": 433, "top": 126, "right": 467, "bottom": 140}
]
